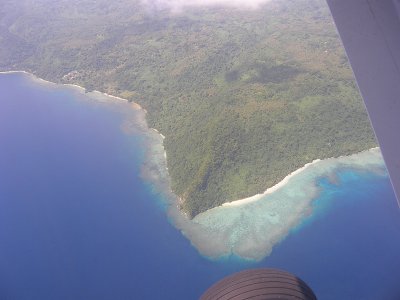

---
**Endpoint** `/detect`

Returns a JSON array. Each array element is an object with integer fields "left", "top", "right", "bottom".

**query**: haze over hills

[{"left": 0, "top": 0, "right": 376, "bottom": 217}]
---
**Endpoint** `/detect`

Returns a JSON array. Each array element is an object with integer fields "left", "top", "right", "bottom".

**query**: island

[{"left": 0, "top": 0, "right": 376, "bottom": 218}]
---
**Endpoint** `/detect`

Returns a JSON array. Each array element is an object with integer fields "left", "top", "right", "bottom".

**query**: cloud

[{"left": 142, "top": 0, "right": 272, "bottom": 12}]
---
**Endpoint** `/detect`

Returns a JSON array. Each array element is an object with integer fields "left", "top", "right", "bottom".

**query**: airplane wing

[{"left": 326, "top": 0, "right": 400, "bottom": 205}]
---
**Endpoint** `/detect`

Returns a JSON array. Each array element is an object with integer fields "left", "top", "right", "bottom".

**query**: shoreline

[
  {"left": 222, "top": 159, "right": 322, "bottom": 207},
  {"left": 1, "top": 70, "right": 170, "bottom": 178},
  {"left": 221, "top": 147, "right": 380, "bottom": 208},
  {"left": 0, "top": 70, "right": 143, "bottom": 107},
  {"left": 0, "top": 70, "right": 173, "bottom": 201},
  {"left": 1, "top": 70, "right": 379, "bottom": 217},
  {"left": 190, "top": 147, "right": 385, "bottom": 260},
  {"left": 1, "top": 70, "right": 386, "bottom": 260}
]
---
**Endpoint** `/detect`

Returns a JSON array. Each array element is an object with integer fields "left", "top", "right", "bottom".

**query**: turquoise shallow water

[
  {"left": 263, "top": 171, "right": 400, "bottom": 299},
  {"left": 1, "top": 72, "right": 400, "bottom": 299}
]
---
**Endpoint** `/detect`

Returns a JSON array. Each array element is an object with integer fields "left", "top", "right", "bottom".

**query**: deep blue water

[
  {"left": 1, "top": 73, "right": 400, "bottom": 299},
  {"left": 263, "top": 172, "right": 400, "bottom": 300}
]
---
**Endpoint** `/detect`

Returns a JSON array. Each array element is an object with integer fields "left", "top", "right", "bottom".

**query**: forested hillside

[{"left": 0, "top": 0, "right": 376, "bottom": 217}]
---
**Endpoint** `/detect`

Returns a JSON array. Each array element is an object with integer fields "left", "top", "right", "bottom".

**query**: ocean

[{"left": 1, "top": 72, "right": 400, "bottom": 299}]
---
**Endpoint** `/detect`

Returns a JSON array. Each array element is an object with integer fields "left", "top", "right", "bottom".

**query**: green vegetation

[{"left": 0, "top": 0, "right": 376, "bottom": 217}]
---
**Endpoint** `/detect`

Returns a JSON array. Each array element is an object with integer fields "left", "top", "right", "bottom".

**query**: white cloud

[{"left": 142, "top": 0, "right": 272, "bottom": 12}]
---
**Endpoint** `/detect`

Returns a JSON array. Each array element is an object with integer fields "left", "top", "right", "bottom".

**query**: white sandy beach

[
  {"left": 222, "top": 159, "right": 322, "bottom": 207},
  {"left": 188, "top": 147, "right": 385, "bottom": 260},
  {"left": 222, "top": 147, "right": 381, "bottom": 208}
]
